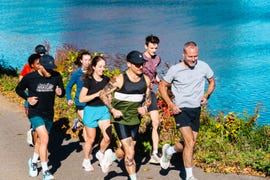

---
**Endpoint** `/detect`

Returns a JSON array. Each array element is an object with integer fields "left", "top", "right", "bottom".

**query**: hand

[
  {"left": 111, "top": 108, "right": 123, "bottom": 119},
  {"left": 169, "top": 102, "right": 181, "bottom": 114},
  {"left": 137, "top": 106, "right": 147, "bottom": 116},
  {"left": 27, "top": 96, "right": 38, "bottom": 106},
  {"left": 55, "top": 86, "right": 62, "bottom": 96},
  {"left": 67, "top": 100, "right": 73, "bottom": 106},
  {"left": 200, "top": 95, "right": 208, "bottom": 105}
]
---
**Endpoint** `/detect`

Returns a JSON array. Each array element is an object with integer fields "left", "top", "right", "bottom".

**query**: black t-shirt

[
  {"left": 15, "top": 71, "right": 65, "bottom": 120},
  {"left": 83, "top": 75, "right": 110, "bottom": 106}
]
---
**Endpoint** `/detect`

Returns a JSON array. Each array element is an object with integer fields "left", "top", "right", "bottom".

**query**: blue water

[{"left": 1, "top": 0, "right": 269, "bottom": 125}]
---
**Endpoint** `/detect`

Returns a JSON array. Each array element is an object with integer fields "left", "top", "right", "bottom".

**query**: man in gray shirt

[{"left": 158, "top": 41, "right": 215, "bottom": 180}]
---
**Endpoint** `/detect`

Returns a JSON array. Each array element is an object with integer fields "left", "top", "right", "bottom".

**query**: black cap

[
  {"left": 40, "top": 54, "right": 57, "bottom": 69},
  {"left": 35, "top": 44, "right": 47, "bottom": 54},
  {"left": 127, "top": 50, "right": 147, "bottom": 64}
]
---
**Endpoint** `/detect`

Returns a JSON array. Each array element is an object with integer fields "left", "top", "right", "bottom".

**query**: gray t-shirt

[{"left": 163, "top": 60, "right": 214, "bottom": 108}]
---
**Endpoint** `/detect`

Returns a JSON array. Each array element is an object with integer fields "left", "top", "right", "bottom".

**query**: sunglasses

[{"left": 133, "top": 63, "right": 144, "bottom": 68}]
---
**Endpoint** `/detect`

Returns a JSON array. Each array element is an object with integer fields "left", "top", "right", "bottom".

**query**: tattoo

[
  {"left": 100, "top": 79, "right": 118, "bottom": 110},
  {"left": 125, "top": 139, "right": 132, "bottom": 147},
  {"left": 125, "top": 157, "right": 134, "bottom": 167},
  {"left": 144, "top": 86, "right": 152, "bottom": 108}
]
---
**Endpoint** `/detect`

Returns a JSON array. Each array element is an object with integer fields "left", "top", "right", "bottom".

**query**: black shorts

[
  {"left": 113, "top": 123, "right": 139, "bottom": 141},
  {"left": 148, "top": 92, "right": 158, "bottom": 111},
  {"left": 76, "top": 105, "right": 84, "bottom": 112},
  {"left": 174, "top": 107, "right": 201, "bottom": 132}
]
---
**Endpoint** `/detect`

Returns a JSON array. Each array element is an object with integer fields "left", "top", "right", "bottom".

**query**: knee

[
  {"left": 152, "top": 120, "right": 159, "bottom": 129},
  {"left": 40, "top": 136, "right": 49, "bottom": 146},
  {"left": 185, "top": 139, "right": 195, "bottom": 149},
  {"left": 103, "top": 135, "right": 111, "bottom": 144},
  {"left": 86, "top": 137, "right": 95, "bottom": 145}
]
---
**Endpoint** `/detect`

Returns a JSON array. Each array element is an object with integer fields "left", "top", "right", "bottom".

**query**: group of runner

[{"left": 16, "top": 35, "right": 215, "bottom": 180}]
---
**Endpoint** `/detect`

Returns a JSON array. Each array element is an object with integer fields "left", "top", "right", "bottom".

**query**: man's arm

[
  {"left": 158, "top": 79, "right": 181, "bottom": 114},
  {"left": 205, "top": 77, "right": 215, "bottom": 98},
  {"left": 100, "top": 74, "right": 123, "bottom": 109},
  {"left": 201, "top": 77, "right": 215, "bottom": 105},
  {"left": 143, "top": 75, "right": 152, "bottom": 109}
]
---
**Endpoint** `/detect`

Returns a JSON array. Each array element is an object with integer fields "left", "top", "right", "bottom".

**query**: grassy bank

[{"left": 0, "top": 47, "right": 269, "bottom": 177}]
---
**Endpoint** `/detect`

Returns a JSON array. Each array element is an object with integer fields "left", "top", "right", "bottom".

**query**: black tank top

[{"left": 117, "top": 72, "right": 147, "bottom": 94}]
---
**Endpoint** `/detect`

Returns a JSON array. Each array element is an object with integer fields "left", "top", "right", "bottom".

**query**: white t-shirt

[{"left": 163, "top": 60, "right": 214, "bottom": 108}]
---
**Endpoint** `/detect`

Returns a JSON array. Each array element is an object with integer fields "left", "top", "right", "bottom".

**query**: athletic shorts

[
  {"left": 174, "top": 107, "right": 201, "bottom": 132},
  {"left": 76, "top": 105, "right": 84, "bottom": 112},
  {"left": 83, "top": 106, "right": 110, "bottom": 128},
  {"left": 29, "top": 116, "right": 53, "bottom": 132},
  {"left": 148, "top": 92, "right": 158, "bottom": 111},
  {"left": 113, "top": 123, "right": 139, "bottom": 141}
]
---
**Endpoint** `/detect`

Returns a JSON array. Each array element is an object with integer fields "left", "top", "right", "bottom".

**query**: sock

[
  {"left": 41, "top": 162, "right": 49, "bottom": 173},
  {"left": 185, "top": 167, "right": 193, "bottom": 179},
  {"left": 32, "top": 152, "right": 39, "bottom": 163},
  {"left": 152, "top": 150, "right": 158, "bottom": 155},
  {"left": 167, "top": 146, "right": 176, "bottom": 155},
  {"left": 129, "top": 173, "right": 137, "bottom": 180}
]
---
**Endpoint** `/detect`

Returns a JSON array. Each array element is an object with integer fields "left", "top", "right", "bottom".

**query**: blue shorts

[
  {"left": 83, "top": 106, "right": 110, "bottom": 128},
  {"left": 29, "top": 116, "right": 53, "bottom": 132},
  {"left": 174, "top": 107, "right": 201, "bottom": 132}
]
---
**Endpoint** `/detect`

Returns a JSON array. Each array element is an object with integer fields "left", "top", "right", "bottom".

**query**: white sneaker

[
  {"left": 187, "top": 176, "right": 198, "bottom": 180},
  {"left": 26, "top": 128, "right": 33, "bottom": 146},
  {"left": 82, "top": 159, "right": 94, "bottom": 172},
  {"left": 42, "top": 170, "right": 54, "bottom": 180},
  {"left": 149, "top": 153, "right": 160, "bottom": 164},
  {"left": 160, "top": 144, "right": 172, "bottom": 169},
  {"left": 95, "top": 151, "right": 104, "bottom": 162},
  {"left": 28, "top": 158, "right": 38, "bottom": 177},
  {"left": 100, "top": 149, "right": 113, "bottom": 173}
]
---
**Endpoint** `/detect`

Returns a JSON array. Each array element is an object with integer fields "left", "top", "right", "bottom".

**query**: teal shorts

[
  {"left": 83, "top": 106, "right": 110, "bottom": 128},
  {"left": 29, "top": 116, "right": 53, "bottom": 132}
]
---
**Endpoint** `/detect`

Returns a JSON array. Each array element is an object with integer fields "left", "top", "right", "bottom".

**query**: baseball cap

[
  {"left": 35, "top": 44, "right": 47, "bottom": 54},
  {"left": 40, "top": 54, "right": 57, "bottom": 69},
  {"left": 127, "top": 50, "right": 147, "bottom": 64}
]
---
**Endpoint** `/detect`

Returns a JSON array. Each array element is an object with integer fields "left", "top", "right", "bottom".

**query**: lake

[{"left": 0, "top": 0, "right": 269, "bottom": 125}]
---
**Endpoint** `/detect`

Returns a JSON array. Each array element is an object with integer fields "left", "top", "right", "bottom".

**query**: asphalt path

[{"left": 0, "top": 94, "right": 267, "bottom": 180}]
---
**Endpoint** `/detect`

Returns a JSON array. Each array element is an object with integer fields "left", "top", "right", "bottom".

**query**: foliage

[{"left": 0, "top": 44, "right": 269, "bottom": 177}]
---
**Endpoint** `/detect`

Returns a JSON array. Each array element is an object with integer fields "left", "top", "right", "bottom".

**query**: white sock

[
  {"left": 129, "top": 173, "right": 137, "bottom": 180},
  {"left": 152, "top": 150, "right": 158, "bottom": 155},
  {"left": 167, "top": 146, "right": 176, "bottom": 155},
  {"left": 185, "top": 167, "right": 193, "bottom": 179},
  {"left": 32, "top": 152, "right": 39, "bottom": 163},
  {"left": 41, "top": 162, "right": 49, "bottom": 173}
]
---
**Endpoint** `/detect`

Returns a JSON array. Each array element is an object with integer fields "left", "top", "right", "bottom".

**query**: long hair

[
  {"left": 74, "top": 49, "right": 91, "bottom": 67},
  {"left": 83, "top": 55, "right": 105, "bottom": 80}
]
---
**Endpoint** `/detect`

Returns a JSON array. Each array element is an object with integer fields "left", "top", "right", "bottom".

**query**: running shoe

[
  {"left": 160, "top": 144, "right": 172, "bottom": 169},
  {"left": 26, "top": 128, "right": 33, "bottom": 146},
  {"left": 72, "top": 118, "right": 79, "bottom": 132},
  {"left": 82, "top": 159, "right": 94, "bottom": 172},
  {"left": 149, "top": 153, "right": 160, "bottom": 164},
  {"left": 42, "top": 170, "right": 54, "bottom": 180},
  {"left": 28, "top": 158, "right": 38, "bottom": 177},
  {"left": 100, "top": 149, "right": 113, "bottom": 173}
]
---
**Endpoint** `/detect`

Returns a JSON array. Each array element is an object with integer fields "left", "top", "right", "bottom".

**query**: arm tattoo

[
  {"left": 100, "top": 79, "right": 118, "bottom": 110},
  {"left": 144, "top": 86, "right": 152, "bottom": 108}
]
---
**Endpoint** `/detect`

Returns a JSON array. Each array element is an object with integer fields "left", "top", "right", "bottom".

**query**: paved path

[{"left": 0, "top": 94, "right": 268, "bottom": 180}]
